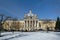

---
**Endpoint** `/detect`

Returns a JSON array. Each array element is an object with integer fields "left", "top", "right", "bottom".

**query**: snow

[{"left": 0, "top": 32, "right": 60, "bottom": 40}]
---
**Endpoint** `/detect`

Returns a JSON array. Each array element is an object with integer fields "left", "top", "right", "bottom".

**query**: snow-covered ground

[{"left": 0, "top": 31, "right": 60, "bottom": 40}]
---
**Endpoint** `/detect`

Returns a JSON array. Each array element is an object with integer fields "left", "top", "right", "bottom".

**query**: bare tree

[{"left": 0, "top": 14, "right": 11, "bottom": 37}]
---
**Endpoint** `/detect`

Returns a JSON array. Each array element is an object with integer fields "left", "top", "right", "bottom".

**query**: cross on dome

[
  {"left": 29, "top": 10, "right": 32, "bottom": 14},
  {"left": 28, "top": 10, "right": 34, "bottom": 16}
]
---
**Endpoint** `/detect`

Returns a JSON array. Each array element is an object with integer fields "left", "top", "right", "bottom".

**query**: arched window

[
  {"left": 33, "top": 20, "right": 35, "bottom": 27},
  {"left": 30, "top": 21, "right": 32, "bottom": 27},
  {"left": 39, "top": 23, "right": 41, "bottom": 28},
  {"left": 30, "top": 16, "right": 32, "bottom": 19},
  {"left": 36, "top": 21, "right": 38, "bottom": 27},
  {"left": 25, "top": 21, "right": 26, "bottom": 27},
  {"left": 28, "top": 20, "right": 29, "bottom": 27}
]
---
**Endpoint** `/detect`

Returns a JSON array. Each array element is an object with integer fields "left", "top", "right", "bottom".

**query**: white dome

[
  {"left": 24, "top": 10, "right": 38, "bottom": 19},
  {"left": 27, "top": 10, "right": 34, "bottom": 16}
]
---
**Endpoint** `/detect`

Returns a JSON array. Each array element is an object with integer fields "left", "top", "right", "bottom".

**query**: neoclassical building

[{"left": 3, "top": 10, "right": 56, "bottom": 31}]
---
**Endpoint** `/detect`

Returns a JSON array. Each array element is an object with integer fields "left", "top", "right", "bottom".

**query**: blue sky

[{"left": 0, "top": 0, "right": 60, "bottom": 19}]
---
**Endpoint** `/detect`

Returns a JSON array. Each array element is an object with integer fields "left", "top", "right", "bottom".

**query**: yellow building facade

[{"left": 3, "top": 10, "right": 56, "bottom": 31}]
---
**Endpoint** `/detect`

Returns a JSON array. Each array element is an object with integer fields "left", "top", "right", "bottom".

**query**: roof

[{"left": 39, "top": 19, "right": 56, "bottom": 21}]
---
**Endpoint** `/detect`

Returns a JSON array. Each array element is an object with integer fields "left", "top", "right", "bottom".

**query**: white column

[
  {"left": 36, "top": 20, "right": 37, "bottom": 29},
  {"left": 32, "top": 20, "right": 33, "bottom": 30},
  {"left": 36, "top": 20, "right": 38, "bottom": 29},
  {"left": 29, "top": 20, "right": 30, "bottom": 31},
  {"left": 26, "top": 20, "right": 28, "bottom": 30},
  {"left": 35, "top": 20, "right": 36, "bottom": 29},
  {"left": 24, "top": 20, "right": 26, "bottom": 30},
  {"left": 28, "top": 20, "right": 29, "bottom": 30},
  {"left": 37, "top": 21, "right": 39, "bottom": 29}
]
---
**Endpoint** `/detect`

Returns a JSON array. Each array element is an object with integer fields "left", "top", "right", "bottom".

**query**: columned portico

[{"left": 24, "top": 10, "right": 39, "bottom": 31}]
